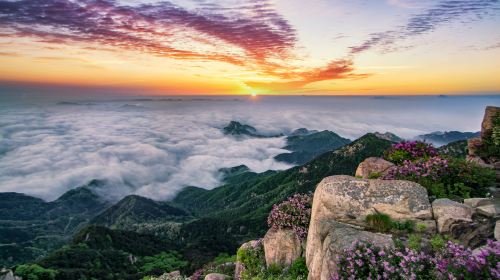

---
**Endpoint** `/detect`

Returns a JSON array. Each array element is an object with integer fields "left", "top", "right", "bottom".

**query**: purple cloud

[
  {"left": 0, "top": 0, "right": 296, "bottom": 69},
  {"left": 350, "top": 0, "right": 500, "bottom": 54}
]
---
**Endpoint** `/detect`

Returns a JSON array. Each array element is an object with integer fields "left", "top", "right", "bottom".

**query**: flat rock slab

[{"left": 310, "top": 175, "right": 432, "bottom": 223}]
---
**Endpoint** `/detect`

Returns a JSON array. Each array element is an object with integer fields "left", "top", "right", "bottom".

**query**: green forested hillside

[
  {"left": 174, "top": 133, "right": 392, "bottom": 237},
  {"left": 0, "top": 184, "right": 110, "bottom": 267}
]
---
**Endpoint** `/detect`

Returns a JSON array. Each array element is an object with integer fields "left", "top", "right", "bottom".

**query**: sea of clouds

[{"left": 0, "top": 95, "right": 498, "bottom": 201}]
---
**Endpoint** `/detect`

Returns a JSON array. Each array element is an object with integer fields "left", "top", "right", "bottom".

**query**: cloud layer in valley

[{"left": 0, "top": 95, "right": 498, "bottom": 201}]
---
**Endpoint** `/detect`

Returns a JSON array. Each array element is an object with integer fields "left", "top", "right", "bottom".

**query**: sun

[{"left": 251, "top": 92, "right": 258, "bottom": 97}]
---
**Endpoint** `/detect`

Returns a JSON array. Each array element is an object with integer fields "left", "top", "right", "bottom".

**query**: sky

[{"left": 0, "top": 0, "right": 499, "bottom": 95}]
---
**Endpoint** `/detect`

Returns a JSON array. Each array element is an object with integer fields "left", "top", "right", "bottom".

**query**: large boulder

[
  {"left": 432, "top": 199, "right": 473, "bottom": 233},
  {"left": 355, "top": 157, "right": 395, "bottom": 179},
  {"left": 305, "top": 175, "right": 433, "bottom": 280},
  {"left": 306, "top": 220, "right": 393, "bottom": 280},
  {"left": 431, "top": 198, "right": 493, "bottom": 248},
  {"left": 481, "top": 106, "right": 500, "bottom": 138},
  {"left": 263, "top": 228, "right": 302, "bottom": 267},
  {"left": 308, "top": 176, "right": 432, "bottom": 224}
]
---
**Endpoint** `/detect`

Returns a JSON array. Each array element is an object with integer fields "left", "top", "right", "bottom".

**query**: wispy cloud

[
  {"left": 0, "top": 0, "right": 362, "bottom": 88},
  {"left": 245, "top": 60, "right": 368, "bottom": 92},
  {"left": 0, "top": 0, "right": 295, "bottom": 70},
  {"left": 351, "top": 0, "right": 500, "bottom": 54}
]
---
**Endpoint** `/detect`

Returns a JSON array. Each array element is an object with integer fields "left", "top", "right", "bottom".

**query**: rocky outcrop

[
  {"left": 306, "top": 220, "right": 393, "bottom": 280},
  {"left": 355, "top": 157, "right": 395, "bottom": 179},
  {"left": 432, "top": 198, "right": 496, "bottom": 248},
  {"left": 304, "top": 175, "right": 433, "bottom": 280},
  {"left": 432, "top": 199, "right": 473, "bottom": 233},
  {"left": 467, "top": 197, "right": 499, "bottom": 218},
  {"left": 205, "top": 273, "right": 229, "bottom": 280},
  {"left": 308, "top": 176, "right": 432, "bottom": 224},
  {"left": 481, "top": 106, "right": 500, "bottom": 138},
  {"left": 0, "top": 269, "right": 21, "bottom": 280},
  {"left": 464, "top": 198, "right": 492, "bottom": 208},
  {"left": 263, "top": 228, "right": 302, "bottom": 267}
]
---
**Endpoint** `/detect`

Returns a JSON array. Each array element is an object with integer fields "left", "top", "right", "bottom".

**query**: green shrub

[
  {"left": 139, "top": 251, "right": 187, "bottom": 275},
  {"left": 15, "top": 264, "right": 58, "bottom": 280},
  {"left": 408, "top": 234, "right": 422, "bottom": 251},
  {"left": 289, "top": 257, "right": 308, "bottom": 279},
  {"left": 430, "top": 235, "right": 446, "bottom": 251},
  {"left": 415, "top": 223, "right": 427, "bottom": 233},
  {"left": 368, "top": 172, "right": 381, "bottom": 179},
  {"left": 237, "top": 243, "right": 265, "bottom": 279},
  {"left": 365, "top": 213, "right": 392, "bottom": 233},
  {"left": 266, "top": 263, "right": 283, "bottom": 277},
  {"left": 212, "top": 253, "right": 236, "bottom": 265},
  {"left": 391, "top": 220, "right": 415, "bottom": 233}
]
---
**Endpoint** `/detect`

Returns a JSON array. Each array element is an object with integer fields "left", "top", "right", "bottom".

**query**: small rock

[
  {"left": 476, "top": 204, "right": 499, "bottom": 217},
  {"left": 355, "top": 157, "right": 395, "bottom": 179},
  {"left": 464, "top": 198, "right": 492, "bottom": 208},
  {"left": 495, "top": 220, "right": 499, "bottom": 241},
  {"left": 205, "top": 273, "right": 229, "bottom": 280},
  {"left": 263, "top": 228, "right": 302, "bottom": 267}
]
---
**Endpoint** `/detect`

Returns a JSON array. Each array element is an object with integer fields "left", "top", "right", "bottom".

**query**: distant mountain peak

[
  {"left": 289, "top": 128, "right": 319, "bottom": 136},
  {"left": 222, "top": 121, "right": 282, "bottom": 138},
  {"left": 416, "top": 131, "right": 480, "bottom": 146},
  {"left": 223, "top": 121, "right": 257, "bottom": 135},
  {"left": 373, "top": 132, "right": 403, "bottom": 142}
]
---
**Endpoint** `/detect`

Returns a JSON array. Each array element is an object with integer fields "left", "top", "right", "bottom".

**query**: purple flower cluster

[
  {"left": 332, "top": 242, "right": 433, "bottom": 280},
  {"left": 267, "top": 193, "right": 312, "bottom": 240},
  {"left": 332, "top": 240, "right": 500, "bottom": 280},
  {"left": 383, "top": 156, "right": 449, "bottom": 181},
  {"left": 191, "top": 268, "right": 204, "bottom": 280},
  {"left": 386, "top": 141, "right": 438, "bottom": 164},
  {"left": 435, "top": 240, "right": 500, "bottom": 279}
]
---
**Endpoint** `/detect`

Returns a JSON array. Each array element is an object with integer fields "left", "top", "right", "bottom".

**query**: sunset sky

[{"left": 0, "top": 0, "right": 499, "bottom": 95}]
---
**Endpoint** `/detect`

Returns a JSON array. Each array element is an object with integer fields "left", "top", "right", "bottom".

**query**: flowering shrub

[
  {"left": 332, "top": 240, "right": 500, "bottom": 280},
  {"left": 237, "top": 239, "right": 265, "bottom": 279},
  {"left": 190, "top": 269, "right": 204, "bottom": 280},
  {"left": 435, "top": 240, "right": 500, "bottom": 279},
  {"left": 385, "top": 141, "right": 438, "bottom": 164},
  {"left": 267, "top": 193, "right": 312, "bottom": 240},
  {"left": 383, "top": 140, "right": 495, "bottom": 199},
  {"left": 383, "top": 156, "right": 449, "bottom": 181},
  {"left": 332, "top": 242, "right": 434, "bottom": 280}
]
